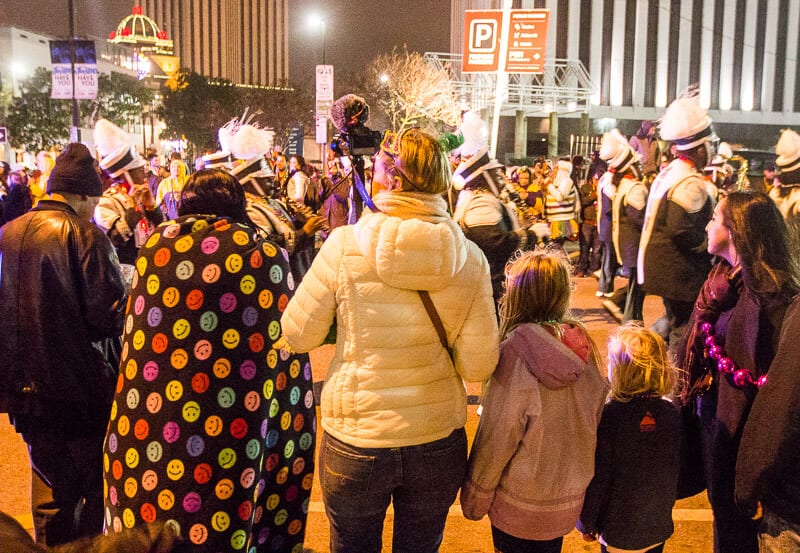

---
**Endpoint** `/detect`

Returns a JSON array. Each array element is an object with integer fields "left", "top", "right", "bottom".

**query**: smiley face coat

[{"left": 103, "top": 214, "right": 316, "bottom": 553}]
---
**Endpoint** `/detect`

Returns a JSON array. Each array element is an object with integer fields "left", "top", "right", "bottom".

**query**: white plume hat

[
  {"left": 599, "top": 129, "right": 640, "bottom": 171},
  {"left": 452, "top": 147, "right": 502, "bottom": 191},
  {"left": 711, "top": 142, "right": 733, "bottom": 165},
  {"left": 454, "top": 111, "right": 488, "bottom": 159},
  {"left": 659, "top": 96, "right": 717, "bottom": 151},
  {"left": 230, "top": 124, "right": 275, "bottom": 182},
  {"left": 93, "top": 118, "right": 146, "bottom": 178},
  {"left": 776, "top": 129, "right": 800, "bottom": 173}
]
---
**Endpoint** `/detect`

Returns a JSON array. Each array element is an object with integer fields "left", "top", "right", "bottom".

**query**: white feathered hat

[
  {"left": 201, "top": 121, "right": 238, "bottom": 169},
  {"left": 599, "top": 128, "right": 640, "bottom": 171},
  {"left": 93, "top": 119, "right": 146, "bottom": 180},
  {"left": 659, "top": 95, "right": 717, "bottom": 151},
  {"left": 229, "top": 124, "right": 275, "bottom": 184},
  {"left": 776, "top": 129, "right": 800, "bottom": 173}
]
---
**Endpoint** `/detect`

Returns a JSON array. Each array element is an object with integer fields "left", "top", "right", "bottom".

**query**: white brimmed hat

[
  {"left": 776, "top": 129, "right": 800, "bottom": 173},
  {"left": 659, "top": 96, "right": 717, "bottom": 151},
  {"left": 93, "top": 119, "right": 146, "bottom": 178},
  {"left": 599, "top": 129, "right": 640, "bottom": 172}
]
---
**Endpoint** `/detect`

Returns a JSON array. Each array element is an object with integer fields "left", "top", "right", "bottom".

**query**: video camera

[{"left": 329, "top": 94, "right": 383, "bottom": 157}]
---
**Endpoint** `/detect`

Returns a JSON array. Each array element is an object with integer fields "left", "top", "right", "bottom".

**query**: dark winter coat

[
  {"left": 578, "top": 397, "right": 681, "bottom": 550},
  {"left": 0, "top": 200, "right": 126, "bottom": 435}
]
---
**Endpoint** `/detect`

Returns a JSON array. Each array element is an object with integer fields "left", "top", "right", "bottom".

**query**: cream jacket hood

[{"left": 281, "top": 192, "right": 499, "bottom": 448}]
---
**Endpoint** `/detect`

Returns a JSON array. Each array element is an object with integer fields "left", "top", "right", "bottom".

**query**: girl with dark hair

[
  {"left": 178, "top": 168, "right": 249, "bottom": 223},
  {"left": 0, "top": 170, "right": 33, "bottom": 225},
  {"left": 679, "top": 190, "right": 800, "bottom": 553},
  {"left": 103, "top": 168, "right": 316, "bottom": 552}
]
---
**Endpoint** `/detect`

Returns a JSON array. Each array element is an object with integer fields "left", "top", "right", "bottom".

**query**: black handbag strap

[{"left": 418, "top": 290, "right": 450, "bottom": 355}]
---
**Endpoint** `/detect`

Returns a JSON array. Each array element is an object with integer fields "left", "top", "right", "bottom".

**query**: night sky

[{"left": 0, "top": 0, "right": 452, "bottom": 84}]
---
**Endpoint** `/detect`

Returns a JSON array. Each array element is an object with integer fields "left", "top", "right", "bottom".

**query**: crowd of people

[{"left": 0, "top": 90, "right": 799, "bottom": 553}]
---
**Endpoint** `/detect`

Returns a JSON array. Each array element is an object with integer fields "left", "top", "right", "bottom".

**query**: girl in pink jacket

[{"left": 461, "top": 250, "right": 609, "bottom": 553}]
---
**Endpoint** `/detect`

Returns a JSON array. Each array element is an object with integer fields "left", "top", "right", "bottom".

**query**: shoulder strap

[{"left": 418, "top": 290, "right": 451, "bottom": 357}]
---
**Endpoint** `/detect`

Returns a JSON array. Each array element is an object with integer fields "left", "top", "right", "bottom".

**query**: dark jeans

[
  {"left": 24, "top": 431, "right": 105, "bottom": 545},
  {"left": 601, "top": 543, "right": 663, "bottom": 553},
  {"left": 598, "top": 241, "right": 618, "bottom": 294},
  {"left": 491, "top": 526, "right": 563, "bottom": 553},
  {"left": 577, "top": 223, "right": 601, "bottom": 274},
  {"left": 320, "top": 428, "right": 467, "bottom": 553},
  {"left": 662, "top": 297, "right": 694, "bottom": 357},
  {"left": 623, "top": 266, "right": 646, "bottom": 323}
]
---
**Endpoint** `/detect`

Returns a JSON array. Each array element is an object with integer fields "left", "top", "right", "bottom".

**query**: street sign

[
  {"left": 286, "top": 126, "right": 303, "bottom": 157},
  {"left": 506, "top": 10, "right": 549, "bottom": 73},
  {"left": 462, "top": 9, "right": 549, "bottom": 74},
  {"left": 463, "top": 11, "right": 503, "bottom": 73},
  {"left": 315, "top": 65, "right": 334, "bottom": 145},
  {"left": 0, "top": 126, "right": 7, "bottom": 143}
]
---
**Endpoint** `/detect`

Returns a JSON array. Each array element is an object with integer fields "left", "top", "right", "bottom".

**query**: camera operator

[{"left": 329, "top": 94, "right": 384, "bottom": 223}]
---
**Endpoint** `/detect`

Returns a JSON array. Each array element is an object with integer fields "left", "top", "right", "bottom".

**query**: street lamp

[{"left": 308, "top": 13, "right": 327, "bottom": 65}]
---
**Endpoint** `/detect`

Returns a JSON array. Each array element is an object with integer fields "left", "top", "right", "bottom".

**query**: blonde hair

[
  {"left": 499, "top": 249, "right": 601, "bottom": 366},
  {"left": 607, "top": 323, "right": 676, "bottom": 402},
  {"left": 392, "top": 128, "right": 451, "bottom": 195}
]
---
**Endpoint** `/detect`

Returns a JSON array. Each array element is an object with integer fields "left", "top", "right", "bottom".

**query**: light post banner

[
  {"left": 49, "top": 40, "right": 98, "bottom": 100},
  {"left": 50, "top": 41, "right": 73, "bottom": 99},
  {"left": 74, "top": 41, "right": 99, "bottom": 99}
]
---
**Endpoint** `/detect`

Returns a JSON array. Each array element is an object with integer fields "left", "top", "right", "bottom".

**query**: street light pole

[
  {"left": 321, "top": 20, "right": 326, "bottom": 66},
  {"left": 67, "top": 0, "right": 80, "bottom": 142}
]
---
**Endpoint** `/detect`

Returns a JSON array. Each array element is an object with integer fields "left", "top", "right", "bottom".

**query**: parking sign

[
  {"left": 463, "top": 11, "right": 504, "bottom": 72},
  {"left": 0, "top": 126, "right": 7, "bottom": 143}
]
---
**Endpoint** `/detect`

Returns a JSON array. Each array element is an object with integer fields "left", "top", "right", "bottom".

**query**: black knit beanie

[{"left": 47, "top": 143, "right": 103, "bottom": 197}]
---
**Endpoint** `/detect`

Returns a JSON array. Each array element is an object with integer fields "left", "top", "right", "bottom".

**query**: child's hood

[{"left": 505, "top": 323, "right": 594, "bottom": 390}]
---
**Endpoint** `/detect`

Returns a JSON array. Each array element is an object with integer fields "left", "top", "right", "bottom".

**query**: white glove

[{"left": 530, "top": 221, "right": 551, "bottom": 239}]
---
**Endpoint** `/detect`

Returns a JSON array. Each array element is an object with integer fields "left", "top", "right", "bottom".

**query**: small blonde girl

[
  {"left": 462, "top": 250, "right": 609, "bottom": 553},
  {"left": 578, "top": 324, "right": 682, "bottom": 553}
]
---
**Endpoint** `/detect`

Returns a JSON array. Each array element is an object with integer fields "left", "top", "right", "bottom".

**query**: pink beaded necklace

[{"left": 700, "top": 322, "right": 768, "bottom": 388}]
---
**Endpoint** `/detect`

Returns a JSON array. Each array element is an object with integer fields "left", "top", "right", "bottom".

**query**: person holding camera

[{"left": 281, "top": 127, "right": 499, "bottom": 553}]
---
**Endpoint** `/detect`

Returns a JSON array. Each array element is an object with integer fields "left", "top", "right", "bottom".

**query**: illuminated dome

[{"left": 108, "top": 5, "right": 173, "bottom": 55}]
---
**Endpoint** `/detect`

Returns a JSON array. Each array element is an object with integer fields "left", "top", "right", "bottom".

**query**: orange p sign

[{"left": 463, "top": 11, "right": 503, "bottom": 72}]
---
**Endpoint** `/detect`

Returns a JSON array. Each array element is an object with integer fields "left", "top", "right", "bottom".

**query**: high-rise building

[{"left": 141, "top": 0, "right": 289, "bottom": 87}]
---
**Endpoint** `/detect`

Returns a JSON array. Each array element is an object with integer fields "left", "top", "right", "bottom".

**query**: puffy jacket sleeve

[
  {"left": 461, "top": 347, "right": 536, "bottom": 520},
  {"left": 280, "top": 228, "right": 343, "bottom": 352},
  {"left": 452, "top": 249, "right": 499, "bottom": 383}
]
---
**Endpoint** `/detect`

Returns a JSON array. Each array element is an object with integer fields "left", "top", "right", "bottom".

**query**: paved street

[{"left": 0, "top": 274, "right": 714, "bottom": 552}]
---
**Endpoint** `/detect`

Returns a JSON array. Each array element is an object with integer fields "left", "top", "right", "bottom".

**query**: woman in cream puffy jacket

[{"left": 281, "top": 128, "right": 499, "bottom": 553}]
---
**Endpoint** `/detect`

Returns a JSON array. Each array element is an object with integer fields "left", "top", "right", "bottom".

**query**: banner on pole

[
  {"left": 315, "top": 64, "right": 334, "bottom": 145},
  {"left": 50, "top": 40, "right": 99, "bottom": 100}
]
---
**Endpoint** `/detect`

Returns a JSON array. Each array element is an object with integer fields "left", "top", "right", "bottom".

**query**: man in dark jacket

[{"left": 0, "top": 143, "right": 126, "bottom": 546}]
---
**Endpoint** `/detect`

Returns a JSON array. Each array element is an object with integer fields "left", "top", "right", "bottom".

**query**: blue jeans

[
  {"left": 759, "top": 509, "right": 800, "bottom": 553},
  {"left": 320, "top": 428, "right": 467, "bottom": 553}
]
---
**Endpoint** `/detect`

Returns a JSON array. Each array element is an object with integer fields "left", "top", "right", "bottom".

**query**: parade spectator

[
  {"left": 576, "top": 161, "right": 602, "bottom": 277},
  {"left": 281, "top": 128, "right": 499, "bottom": 553},
  {"left": 638, "top": 96, "right": 715, "bottom": 354},
  {"left": 102, "top": 169, "right": 316, "bottom": 552},
  {"left": 286, "top": 154, "right": 311, "bottom": 206},
  {"left": 145, "top": 153, "right": 162, "bottom": 197},
  {"left": 629, "top": 120, "right": 659, "bottom": 176},
  {"left": 93, "top": 119, "right": 163, "bottom": 265},
  {"left": 0, "top": 161, "right": 10, "bottom": 194},
  {"left": 0, "top": 170, "right": 33, "bottom": 225},
  {"left": 155, "top": 158, "right": 189, "bottom": 219},
  {"left": 0, "top": 143, "right": 126, "bottom": 546},
  {"left": 770, "top": 128, "right": 800, "bottom": 231},
  {"left": 321, "top": 157, "right": 351, "bottom": 231},
  {"left": 28, "top": 151, "right": 54, "bottom": 205},
  {"left": 579, "top": 325, "right": 681, "bottom": 553},
  {"left": 679, "top": 190, "right": 800, "bottom": 553},
  {"left": 461, "top": 250, "right": 608, "bottom": 553},
  {"left": 515, "top": 165, "right": 547, "bottom": 227},
  {"left": 760, "top": 163, "right": 776, "bottom": 194},
  {"left": 453, "top": 149, "right": 538, "bottom": 306}
]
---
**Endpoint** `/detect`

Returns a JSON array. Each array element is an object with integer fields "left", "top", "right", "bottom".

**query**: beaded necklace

[{"left": 700, "top": 322, "right": 768, "bottom": 388}]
